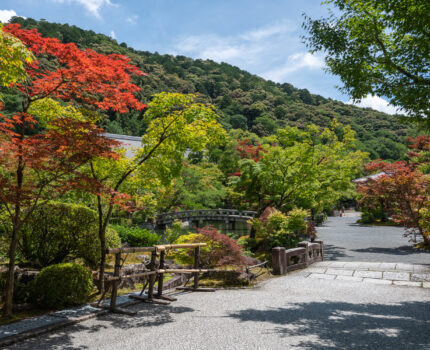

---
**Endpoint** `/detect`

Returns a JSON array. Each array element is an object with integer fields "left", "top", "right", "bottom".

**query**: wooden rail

[{"left": 100, "top": 243, "right": 213, "bottom": 315}]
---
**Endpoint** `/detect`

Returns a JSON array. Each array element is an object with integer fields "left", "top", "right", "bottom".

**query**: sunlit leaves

[
  {"left": 0, "top": 25, "right": 33, "bottom": 91},
  {"left": 303, "top": 0, "right": 430, "bottom": 127}
]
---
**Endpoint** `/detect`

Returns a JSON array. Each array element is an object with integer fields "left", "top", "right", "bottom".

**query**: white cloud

[
  {"left": 0, "top": 9, "right": 21, "bottom": 23},
  {"left": 126, "top": 15, "right": 138, "bottom": 25},
  {"left": 263, "top": 52, "right": 325, "bottom": 82},
  {"left": 347, "top": 95, "right": 404, "bottom": 115},
  {"left": 110, "top": 30, "right": 116, "bottom": 40},
  {"left": 171, "top": 21, "right": 296, "bottom": 67},
  {"left": 51, "top": 0, "right": 116, "bottom": 18},
  {"left": 240, "top": 21, "right": 295, "bottom": 41}
]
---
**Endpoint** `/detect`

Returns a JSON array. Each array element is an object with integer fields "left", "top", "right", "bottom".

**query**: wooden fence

[
  {"left": 98, "top": 243, "right": 215, "bottom": 315},
  {"left": 272, "top": 240, "right": 324, "bottom": 275}
]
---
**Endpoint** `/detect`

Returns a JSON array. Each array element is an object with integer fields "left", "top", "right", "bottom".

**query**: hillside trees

[
  {"left": 9, "top": 17, "right": 414, "bottom": 160},
  {"left": 0, "top": 24, "right": 144, "bottom": 317},
  {"left": 303, "top": 0, "right": 430, "bottom": 128}
]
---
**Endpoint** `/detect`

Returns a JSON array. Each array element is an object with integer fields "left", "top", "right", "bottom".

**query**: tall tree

[
  {"left": 89, "top": 92, "right": 225, "bottom": 292},
  {"left": 0, "top": 24, "right": 144, "bottom": 317},
  {"left": 303, "top": 0, "right": 430, "bottom": 128}
]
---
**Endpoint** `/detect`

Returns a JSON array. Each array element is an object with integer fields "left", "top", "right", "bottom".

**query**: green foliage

[
  {"left": 33, "top": 263, "right": 93, "bottom": 308},
  {"left": 247, "top": 209, "right": 312, "bottom": 260},
  {"left": 0, "top": 24, "right": 33, "bottom": 91},
  {"left": 110, "top": 224, "right": 160, "bottom": 247},
  {"left": 303, "top": 0, "right": 430, "bottom": 128},
  {"left": 158, "top": 162, "right": 227, "bottom": 211},
  {"left": 2, "top": 202, "right": 121, "bottom": 268},
  {"left": 9, "top": 17, "right": 415, "bottom": 160},
  {"left": 230, "top": 121, "right": 367, "bottom": 216},
  {"left": 359, "top": 208, "right": 388, "bottom": 225}
]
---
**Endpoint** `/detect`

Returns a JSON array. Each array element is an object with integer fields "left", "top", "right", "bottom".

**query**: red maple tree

[
  {"left": 235, "top": 138, "right": 266, "bottom": 162},
  {"left": 356, "top": 137, "right": 430, "bottom": 247},
  {"left": 0, "top": 24, "right": 145, "bottom": 317}
]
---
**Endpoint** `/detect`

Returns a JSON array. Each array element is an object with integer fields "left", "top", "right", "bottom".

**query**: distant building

[
  {"left": 103, "top": 133, "right": 142, "bottom": 158},
  {"left": 352, "top": 172, "right": 386, "bottom": 184}
]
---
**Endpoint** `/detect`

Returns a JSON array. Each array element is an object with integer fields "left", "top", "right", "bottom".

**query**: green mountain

[{"left": 7, "top": 17, "right": 416, "bottom": 160}]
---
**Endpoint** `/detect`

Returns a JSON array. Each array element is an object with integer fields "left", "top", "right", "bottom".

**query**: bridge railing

[{"left": 157, "top": 209, "right": 257, "bottom": 223}]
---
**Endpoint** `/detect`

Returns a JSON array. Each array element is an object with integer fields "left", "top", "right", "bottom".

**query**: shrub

[
  {"left": 169, "top": 226, "right": 251, "bottom": 268},
  {"left": 246, "top": 208, "right": 313, "bottom": 262},
  {"left": 33, "top": 263, "right": 93, "bottom": 308},
  {"left": 3, "top": 201, "right": 121, "bottom": 269},
  {"left": 110, "top": 224, "right": 160, "bottom": 247}
]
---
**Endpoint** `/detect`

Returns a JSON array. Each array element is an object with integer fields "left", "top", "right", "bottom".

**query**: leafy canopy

[
  {"left": 303, "top": 0, "right": 430, "bottom": 128},
  {"left": 230, "top": 120, "right": 367, "bottom": 215}
]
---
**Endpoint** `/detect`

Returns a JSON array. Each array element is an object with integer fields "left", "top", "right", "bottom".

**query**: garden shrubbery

[
  {"left": 243, "top": 208, "right": 315, "bottom": 262},
  {"left": 33, "top": 263, "right": 93, "bottom": 308},
  {"left": 0, "top": 201, "right": 121, "bottom": 269},
  {"left": 110, "top": 224, "right": 160, "bottom": 247}
]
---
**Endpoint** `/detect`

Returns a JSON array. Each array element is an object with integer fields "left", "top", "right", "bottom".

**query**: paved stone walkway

[{"left": 298, "top": 261, "right": 430, "bottom": 288}]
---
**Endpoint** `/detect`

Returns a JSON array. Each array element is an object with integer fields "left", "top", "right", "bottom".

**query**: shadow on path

[
  {"left": 352, "top": 246, "right": 430, "bottom": 257},
  {"left": 10, "top": 303, "right": 195, "bottom": 350},
  {"left": 323, "top": 244, "right": 352, "bottom": 261},
  {"left": 228, "top": 301, "right": 430, "bottom": 349}
]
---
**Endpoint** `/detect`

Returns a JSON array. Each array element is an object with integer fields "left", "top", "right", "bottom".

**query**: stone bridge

[{"left": 156, "top": 209, "right": 257, "bottom": 233}]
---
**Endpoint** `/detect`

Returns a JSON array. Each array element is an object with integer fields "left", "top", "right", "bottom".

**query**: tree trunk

[
  {"left": 98, "top": 227, "right": 106, "bottom": 294},
  {"left": 249, "top": 226, "right": 256, "bottom": 239},
  {"left": 3, "top": 225, "right": 19, "bottom": 318}
]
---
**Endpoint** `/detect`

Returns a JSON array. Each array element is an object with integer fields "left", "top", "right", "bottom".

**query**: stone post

[
  {"left": 298, "top": 241, "right": 310, "bottom": 266},
  {"left": 272, "top": 247, "right": 287, "bottom": 275},
  {"left": 314, "top": 240, "right": 324, "bottom": 261}
]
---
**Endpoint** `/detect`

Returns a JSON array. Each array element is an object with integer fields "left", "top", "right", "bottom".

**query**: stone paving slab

[
  {"left": 363, "top": 278, "right": 392, "bottom": 285},
  {"left": 393, "top": 281, "right": 422, "bottom": 287},
  {"left": 382, "top": 272, "right": 410, "bottom": 281},
  {"left": 308, "top": 273, "right": 336, "bottom": 280},
  {"left": 306, "top": 261, "right": 430, "bottom": 288},
  {"left": 326, "top": 269, "right": 354, "bottom": 276},
  {"left": 354, "top": 270, "right": 383, "bottom": 279},
  {"left": 335, "top": 276, "right": 363, "bottom": 282}
]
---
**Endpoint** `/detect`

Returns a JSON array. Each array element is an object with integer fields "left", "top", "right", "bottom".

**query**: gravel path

[
  {"left": 316, "top": 215, "right": 430, "bottom": 264},
  {"left": 6, "top": 274, "right": 430, "bottom": 350}
]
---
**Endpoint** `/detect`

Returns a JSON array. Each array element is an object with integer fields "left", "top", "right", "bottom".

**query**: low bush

[
  {"left": 110, "top": 224, "right": 160, "bottom": 247},
  {"left": 2, "top": 202, "right": 121, "bottom": 269},
  {"left": 33, "top": 263, "right": 93, "bottom": 308},
  {"left": 245, "top": 208, "right": 313, "bottom": 262},
  {"left": 169, "top": 226, "right": 251, "bottom": 268}
]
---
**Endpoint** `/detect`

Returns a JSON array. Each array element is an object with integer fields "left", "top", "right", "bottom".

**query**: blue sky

[{"left": 0, "top": 0, "right": 398, "bottom": 114}]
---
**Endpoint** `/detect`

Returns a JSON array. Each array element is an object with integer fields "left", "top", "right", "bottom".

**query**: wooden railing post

[
  {"left": 157, "top": 249, "right": 165, "bottom": 297},
  {"left": 148, "top": 250, "right": 157, "bottom": 300},
  {"left": 110, "top": 252, "right": 121, "bottom": 311},
  {"left": 193, "top": 246, "right": 200, "bottom": 289}
]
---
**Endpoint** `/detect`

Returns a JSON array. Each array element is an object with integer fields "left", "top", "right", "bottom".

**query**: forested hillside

[{"left": 7, "top": 17, "right": 416, "bottom": 160}]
